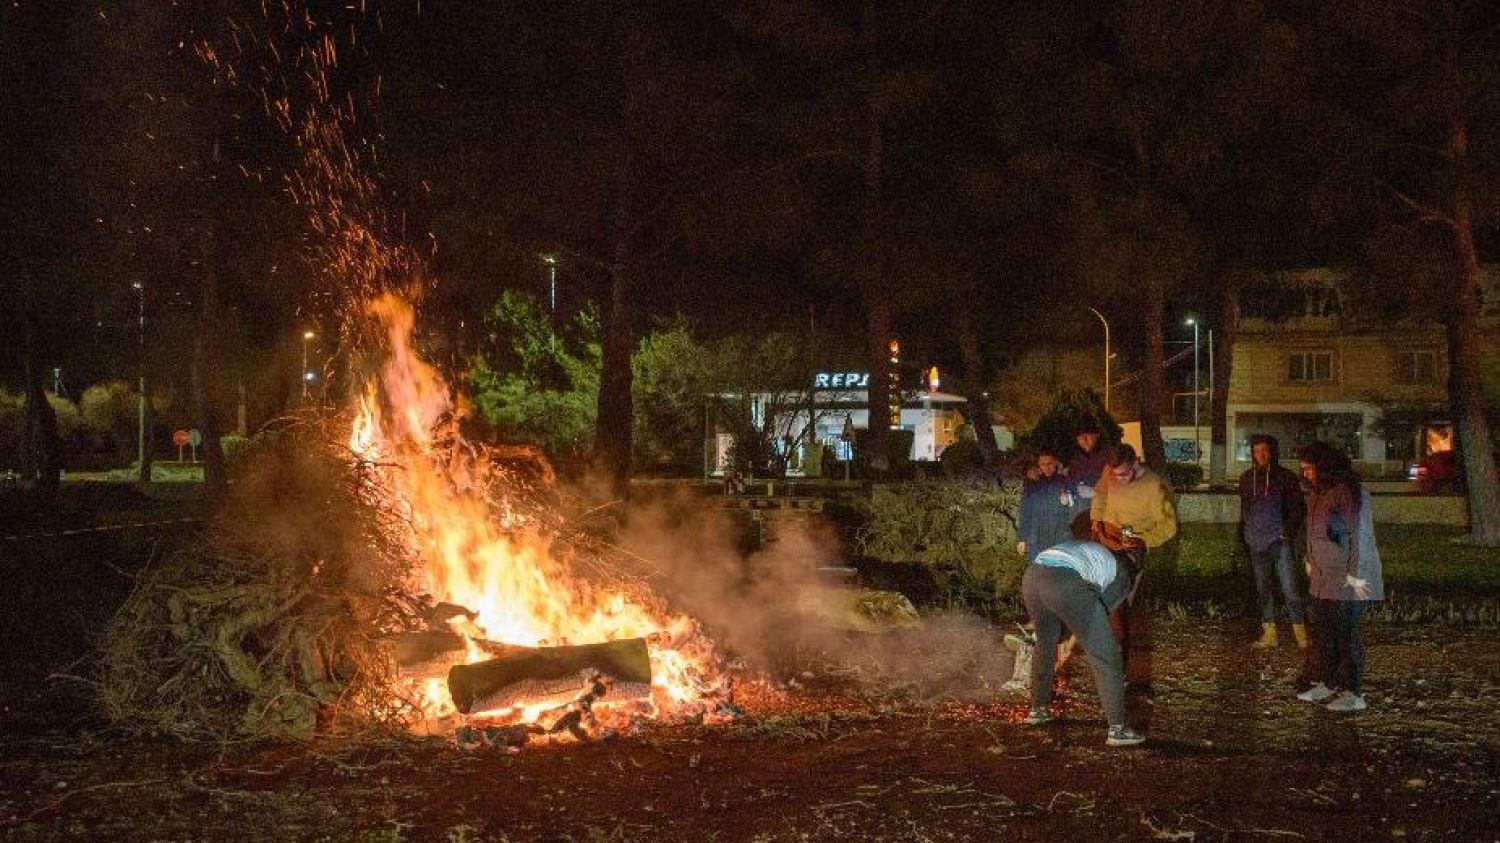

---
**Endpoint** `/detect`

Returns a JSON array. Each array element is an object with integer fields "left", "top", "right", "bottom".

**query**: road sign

[{"left": 173, "top": 429, "right": 189, "bottom": 462}]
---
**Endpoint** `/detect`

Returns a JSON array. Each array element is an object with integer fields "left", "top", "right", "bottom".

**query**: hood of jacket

[{"left": 1249, "top": 433, "right": 1282, "bottom": 464}]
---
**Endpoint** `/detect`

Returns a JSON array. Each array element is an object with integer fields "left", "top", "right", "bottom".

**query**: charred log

[{"left": 446, "top": 638, "right": 652, "bottom": 714}]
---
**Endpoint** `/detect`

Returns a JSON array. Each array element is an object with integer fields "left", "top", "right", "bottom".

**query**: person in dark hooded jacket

[
  {"left": 1238, "top": 434, "right": 1308, "bottom": 648},
  {"left": 1018, "top": 451, "right": 1079, "bottom": 561}
]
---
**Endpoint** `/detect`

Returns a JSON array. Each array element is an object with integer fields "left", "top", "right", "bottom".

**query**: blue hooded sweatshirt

[{"left": 1237, "top": 434, "right": 1305, "bottom": 552}]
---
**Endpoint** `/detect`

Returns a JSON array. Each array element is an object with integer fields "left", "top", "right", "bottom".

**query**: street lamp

[
  {"left": 301, "top": 330, "right": 315, "bottom": 400},
  {"left": 133, "top": 282, "right": 146, "bottom": 476},
  {"left": 1087, "top": 307, "right": 1112, "bottom": 412},
  {"left": 543, "top": 255, "right": 561, "bottom": 313},
  {"left": 1187, "top": 317, "right": 1200, "bottom": 465}
]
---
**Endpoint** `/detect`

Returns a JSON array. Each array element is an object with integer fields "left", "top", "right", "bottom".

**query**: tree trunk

[
  {"left": 864, "top": 294, "right": 893, "bottom": 474},
  {"left": 1444, "top": 120, "right": 1500, "bottom": 545},
  {"left": 595, "top": 218, "right": 636, "bottom": 496},
  {"left": 1139, "top": 275, "right": 1168, "bottom": 473},
  {"left": 953, "top": 293, "right": 999, "bottom": 467},
  {"left": 138, "top": 391, "right": 154, "bottom": 483},
  {"left": 860, "top": 63, "right": 890, "bottom": 476},
  {"left": 19, "top": 298, "right": 61, "bottom": 504},
  {"left": 194, "top": 231, "right": 227, "bottom": 497},
  {"left": 1210, "top": 279, "right": 1240, "bottom": 489}
]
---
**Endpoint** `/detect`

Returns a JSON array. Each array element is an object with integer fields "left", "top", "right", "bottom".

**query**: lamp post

[
  {"left": 133, "top": 282, "right": 146, "bottom": 474},
  {"left": 301, "top": 330, "right": 316, "bottom": 400},
  {"left": 541, "top": 254, "right": 559, "bottom": 315},
  {"left": 1086, "top": 307, "right": 1112, "bottom": 412},
  {"left": 1187, "top": 317, "right": 1200, "bottom": 465}
]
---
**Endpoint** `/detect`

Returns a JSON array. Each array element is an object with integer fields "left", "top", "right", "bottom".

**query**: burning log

[
  {"left": 446, "top": 638, "right": 652, "bottom": 714},
  {"left": 388, "top": 630, "right": 466, "bottom": 668}
]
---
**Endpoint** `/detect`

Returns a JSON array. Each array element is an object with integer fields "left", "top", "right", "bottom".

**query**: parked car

[
  {"left": 1408, "top": 448, "right": 1500, "bottom": 493},
  {"left": 1408, "top": 450, "right": 1459, "bottom": 493}
]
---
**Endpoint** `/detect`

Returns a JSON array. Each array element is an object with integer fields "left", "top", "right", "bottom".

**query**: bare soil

[{"left": 2, "top": 618, "right": 1496, "bottom": 842}]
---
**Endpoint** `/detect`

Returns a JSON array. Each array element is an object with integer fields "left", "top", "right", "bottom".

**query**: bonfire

[
  {"left": 100, "top": 294, "right": 728, "bottom": 744},
  {"left": 352, "top": 294, "right": 728, "bottom": 738}
]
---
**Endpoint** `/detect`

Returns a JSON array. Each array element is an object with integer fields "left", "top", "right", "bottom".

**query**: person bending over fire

[{"left": 1020, "top": 532, "right": 1146, "bottom": 747}]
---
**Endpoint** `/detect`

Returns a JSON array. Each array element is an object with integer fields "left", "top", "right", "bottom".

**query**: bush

[
  {"left": 47, "top": 393, "right": 84, "bottom": 454},
  {"left": 1017, "top": 387, "right": 1121, "bottom": 461},
  {"left": 0, "top": 389, "right": 21, "bottom": 469},
  {"left": 938, "top": 438, "right": 985, "bottom": 477},
  {"left": 1164, "top": 461, "right": 1205, "bottom": 491},
  {"left": 0, "top": 390, "right": 86, "bottom": 467},
  {"left": 854, "top": 479, "right": 1023, "bottom": 615},
  {"left": 854, "top": 427, "right": 916, "bottom": 478},
  {"left": 222, "top": 429, "right": 285, "bottom": 478},
  {"left": 80, "top": 380, "right": 138, "bottom": 455}
]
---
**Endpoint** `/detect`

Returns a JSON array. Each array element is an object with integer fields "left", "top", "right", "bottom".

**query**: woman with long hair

[{"left": 1295, "top": 442, "right": 1384, "bottom": 712}]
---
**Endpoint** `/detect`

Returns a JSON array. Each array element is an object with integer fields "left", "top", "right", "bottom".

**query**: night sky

[{"left": 3, "top": 0, "right": 1496, "bottom": 403}]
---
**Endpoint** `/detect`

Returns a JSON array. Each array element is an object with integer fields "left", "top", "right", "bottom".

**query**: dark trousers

[
  {"left": 1107, "top": 550, "right": 1149, "bottom": 686},
  {"left": 1250, "top": 541, "right": 1305, "bottom": 623},
  {"left": 1022, "top": 564, "right": 1127, "bottom": 726},
  {"left": 1310, "top": 598, "right": 1367, "bottom": 695}
]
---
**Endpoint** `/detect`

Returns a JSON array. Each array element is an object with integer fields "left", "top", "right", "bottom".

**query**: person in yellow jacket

[
  {"left": 1090, "top": 444, "right": 1177, "bottom": 688},
  {"left": 1090, "top": 444, "right": 1178, "bottom": 549}
]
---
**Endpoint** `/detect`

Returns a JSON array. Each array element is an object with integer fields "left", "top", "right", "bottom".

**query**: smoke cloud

[{"left": 599, "top": 484, "right": 1015, "bottom": 701}]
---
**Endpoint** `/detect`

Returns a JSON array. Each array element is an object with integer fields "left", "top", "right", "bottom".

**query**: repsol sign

[{"left": 813, "top": 372, "right": 871, "bottom": 389}]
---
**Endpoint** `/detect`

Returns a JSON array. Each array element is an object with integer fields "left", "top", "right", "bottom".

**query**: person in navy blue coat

[{"left": 1018, "top": 451, "right": 1079, "bottom": 561}]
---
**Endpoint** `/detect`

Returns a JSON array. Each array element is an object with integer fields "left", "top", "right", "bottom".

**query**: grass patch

[
  {"left": 1163, "top": 522, "right": 1500, "bottom": 597},
  {"left": 1144, "top": 523, "right": 1500, "bottom": 623},
  {"left": 1373, "top": 525, "right": 1500, "bottom": 595}
]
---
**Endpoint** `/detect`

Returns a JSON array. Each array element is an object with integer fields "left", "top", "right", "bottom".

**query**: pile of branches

[
  {"left": 855, "top": 479, "right": 1024, "bottom": 616},
  {"left": 99, "top": 425, "right": 424, "bottom": 741}
]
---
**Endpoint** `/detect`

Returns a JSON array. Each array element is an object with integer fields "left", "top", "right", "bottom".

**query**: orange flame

[{"left": 349, "top": 295, "right": 720, "bottom": 727}]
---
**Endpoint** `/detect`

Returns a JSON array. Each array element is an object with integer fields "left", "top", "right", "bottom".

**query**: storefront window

[{"left": 1235, "top": 412, "right": 1361, "bottom": 461}]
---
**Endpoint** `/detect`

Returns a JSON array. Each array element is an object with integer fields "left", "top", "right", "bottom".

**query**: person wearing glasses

[{"left": 1089, "top": 444, "right": 1177, "bottom": 688}]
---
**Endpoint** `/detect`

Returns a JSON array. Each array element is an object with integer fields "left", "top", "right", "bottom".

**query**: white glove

[
  {"left": 1121, "top": 526, "right": 1138, "bottom": 539},
  {"left": 1017, "top": 541, "right": 1027, "bottom": 557},
  {"left": 1345, "top": 574, "right": 1371, "bottom": 600}
]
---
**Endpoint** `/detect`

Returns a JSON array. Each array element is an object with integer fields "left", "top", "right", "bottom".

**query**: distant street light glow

[{"left": 301, "top": 330, "right": 316, "bottom": 400}]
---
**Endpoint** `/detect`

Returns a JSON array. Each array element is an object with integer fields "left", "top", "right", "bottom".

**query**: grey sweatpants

[{"left": 1022, "top": 563, "right": 1127, "bottom": 726}]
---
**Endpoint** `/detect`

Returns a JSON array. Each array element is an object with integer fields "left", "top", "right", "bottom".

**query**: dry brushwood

[{"left": 99, "top": 426, "right": 425, "bottom": 741}]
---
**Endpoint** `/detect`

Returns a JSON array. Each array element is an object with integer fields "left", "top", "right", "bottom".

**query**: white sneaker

[
  {"left": 1325, "top": 692, "right": 1368, "bottom": 712},
  {"left": 1297, "top": 683, "right": 1335, "bottom": 703},
  {"left": 1023, "top": 708, "right": 1053, "bottom": 726}
]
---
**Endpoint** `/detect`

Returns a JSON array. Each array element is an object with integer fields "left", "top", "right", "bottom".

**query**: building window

[
  {"left": 1396, "top": 350, "right": 1438, "bottom": 384},
  {"left": 1287, "top": 351, "right": 1333, "bottom": 382},
  {"left": 1235, "top": 413, "right": 1362, "bottom": 462}
]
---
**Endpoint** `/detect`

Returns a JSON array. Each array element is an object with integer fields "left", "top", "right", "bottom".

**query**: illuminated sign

[{"left": 813, "top": 372, "right": 871, "bottom": 389}]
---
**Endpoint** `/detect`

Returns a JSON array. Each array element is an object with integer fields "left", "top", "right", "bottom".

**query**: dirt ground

[{"left": 1, "top": 617, "right": 1496, "bottom": 842}]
